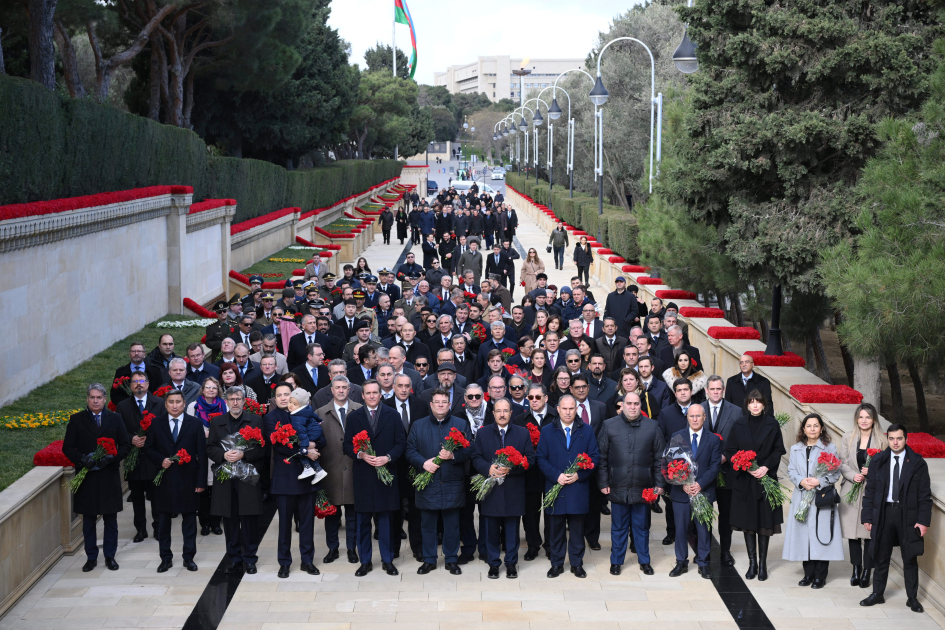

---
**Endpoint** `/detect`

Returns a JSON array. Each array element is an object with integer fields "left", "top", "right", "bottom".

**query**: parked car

[
  {"left": 427, "top": 180, "right": 438, "bottom": 195},
  {"left": 503, "top": 164, "right": 514, "bottom": 171},
  {"left": 490, "top": 168, "right": 506, "bottom": 180}
]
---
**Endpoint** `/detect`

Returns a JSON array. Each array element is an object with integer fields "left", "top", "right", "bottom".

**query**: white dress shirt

[
  {"left": 169, "top": 415, "right": 183, "bottom": 438},
  {"left": 888, "top": 451, "right": 904, "bottom": 502}
]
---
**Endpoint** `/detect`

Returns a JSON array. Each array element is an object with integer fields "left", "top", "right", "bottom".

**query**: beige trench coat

[
  {"left": 521, "top": 259, "right": 546, "bottom": 294},
  {"left": 837, "top": 427, "right": 888, "bottom": 540},
  {"left": 316, "top": 400, "right": 362, "bottom": 506}
]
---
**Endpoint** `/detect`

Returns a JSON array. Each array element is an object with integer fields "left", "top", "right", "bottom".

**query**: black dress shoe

[
  {"left": 244, "top": 563, "right": 257, "bottom": 574},
  {"left": 278, "top": 565, "right": 290, "bottom": 578},
  {"left": 506, "top": 564, "right": 518, "bottom": 579},
  {"left": 104, "top": 558, "right": 119, "bottom": 571},
  {"left": 699, "top": 566, "right": 712, "bottom": 579},
  {"left": 907, "top": 598, "right": 924, "bottom": 613},
  {"left": 180, "top": 559, "right": 196, "bottom": 571},
  {"left": 570, "top": 565, "right": 587, "bottom": 578},
  {"left": 488, "top": 566, "right": 500, "bottom": 579},
  {"left": 324, "top": 548, "right": 340, "bottom": 563},
  {"left": 629, "top": 540, "right": 636, "bottom": 554},
  {"left": 347, "top": 549, "right": 360, "bottom": 564},
  {"left": 721, "top": 551, "right": 735, "bottom": 567},
  {"left": 355, "top": 562, "right": 373, "bottom": 576},
  {"left": 82, "top": 559, "right": 97, "bottom": 572},
  {"left": 600, "top": 505, "right": 611, "bottom": 515},
  {"left": 133, "top": 531, "right": 148, "bottom": 543},
  {"left": 456, "top": 552, "right": 474, "bottom": 565},
  {"left": 382, "top": 562, "right": 399, "bottom": 575},
  {"left": 798, "top": 575, "right": 813, "bottom": 587},
  {"left": 651, "top": 502, "right": 663, "bottom": 514},
  {"left": 588, "top": 542, "right": 602, "bottom": 551},
  {"left": 400, "top": 529, "right": 407, "bottom": 539},
  {"left": 811, "top": 578, "right": 825, "bottom": 589},
  {"left": 639, "top": 563, "right": 654, "bottom": 575},
  {"left": 860, "top": 593, "right": 885, "bottom": 607},
  {"left": 414, "top": 554, "right": 424, "bottom": 563},
  {"left": 157, "top": 559, "right": 173, "bottom": 573},
  {"left": 547, "top": 565, "right": 564, "bottom": 578},
  {"left": 200, "top": 526, "right": 211, "bottom": 536},
  {"left": 524, "top": 548, "right": 539, "bottom": 561},
  {"left": 446, "top": 562, "right": 462, "bottom": 575},
  {"left": 301, "top": 562, "right": 320, "bottom": 575},
  {"left": 417, "top": 562, "right": 436, "bottom": 574},
  {"left": 669, "top": 562, "right": 688, "bottom": 577},
  {"left": 661, "top": 535, "right": 675, "bottom": 545},
  {"left": 212, "top": 527, "right": 223, "bottom": 535},
  {"left": 224, "top": 562, "right": 243, "bottom": 574}
]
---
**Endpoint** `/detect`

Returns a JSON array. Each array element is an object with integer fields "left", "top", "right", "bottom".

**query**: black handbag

[{"left": 814, "top": 485, "right": 840, "bottom": 545}]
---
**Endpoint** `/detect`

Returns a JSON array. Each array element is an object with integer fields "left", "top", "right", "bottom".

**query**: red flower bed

[
  {"left": 231, "top": 207, "right": 298, "bottom": 235},
  {"left": 0, "top": 185, "right": 193, "bottom": 221},
  {"left": 34, "top": 440, "right": 74, "bottom": 467},
  {"left": 746, "top": 351, "right": 806, "bottom": 367},
  {"left": 292, "top": 269, "right": 305, "bottom": 276},
  {"left": 707, "top": 326, "right": 761, "bottom": 340},
  {"left": 637, "top": 277, "right": 664, "bottom": 285},
  {"left": 229, "top": 270, "right": 285, "bottom": 289},
  {"left": 319, "top": 251, "right": 333, "bottom": 258},
  {"left": 789, "top": 384, "right": 863, "bottom": 405},
  {"left": 183, "top": 298, "right": 216, "bottom": 318},
  {"left": 607, "top": 256, "right": 626, "bottom": 263},
  {"left": 905, "top": 433, "right": 945, "bottom": 459},
  {"left": 679, "top": 307, "right": 725, "bottom": 318},
  {"left": 189, "top": 198, "right": 236, "bottom": 214},
  {"left": 313, "top": 226, "right": 355, "bottom": 239},
  {"left": 656, "top": 290, "right": 697, "bottom": 300},
  {"left": 598, "top": 248, "right": 614, "bottom": 255},
  {"left": 622, "top": 265, "right": 651, "bottom": 273}
]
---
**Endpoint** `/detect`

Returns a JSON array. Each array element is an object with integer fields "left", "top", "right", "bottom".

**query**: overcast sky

[{"left": 328, "top": 0, "right": 639, "bottom": 85}]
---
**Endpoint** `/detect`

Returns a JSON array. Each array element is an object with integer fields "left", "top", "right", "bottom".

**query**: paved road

[{"left": 406, "top": 157, "right": 508, "bottom": 201}]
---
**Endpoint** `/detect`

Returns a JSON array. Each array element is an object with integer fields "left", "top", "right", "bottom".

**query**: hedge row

[
  {"left": 506, "top": 173, "right": 639, "bottom": 262},
  {"left": 0, "top": 75, "right": 402, "bottom": 222}
]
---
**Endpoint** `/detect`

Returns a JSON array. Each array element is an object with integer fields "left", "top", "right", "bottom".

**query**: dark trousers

[
  {"left": 459, "top": 486, "right": 480, "bottom": 555},
  {"left": 277, "top": 494, "right": 314, "bottom": 567},
  {"left": 324, "top": 504, "right": 357, "bottom": 551},
  {"left": 421, "top": 508, "right": 461, "bottom": 564},
  {"left": 406, "top": 496, "right": 423, "bottom": 555},
  {"left": 523, "top": 492, "right": 543, "bottom": 550},
  {"left": 223, "top": 514, "right": 258, "bottom": 565},
  {"left": 663, "top": 496, "right": 676, "bottom": 535},
  {"left": 802, "top": 560, "right": 830, "bottom": 581},
  {"left": 576, "top": 265, "right": 589, "bottom": 284},
  {"left": 674, "top": 500, "right": 711, "bottom": 566},
  {"left": 484, "top": 515, "right": 520, "bottom": 566},
  {"left": 485, "top": 234, "right": 494, "bottom": 249},
  {"left": 411, "top": 226, "right": 420, "bottom": 244},
  {"left": 715, "top": 487, "right": 733, "bottom": 552},
  {"left": 128, "top": 479, "right": 157, "bottom": 535},
  {"left": 82, "top": 513, "right": 118, "bottom": 560},
  {"left": 553, "top": 247, "right": 564, "bottom": 269},
  {"left": 611, "top": 502, "right": 650, "bottom": 565},
  {"left": 383, "top": 229, "right": 391, "bottom": 244},
  {"left": 547, "top": 513, "right": 585, "bottom": 567},
  {"left": 584, "top": 481, "right": 602, "bottom": 545},
  {"left": 357, "top": 511, "right": 393, "bottom": 564},
  {"left": 156, "top": 510, "right": 197, "bottom": 562},
  {"left": 872, "top": 505, "right": 919, "bottom": 598},
  {"left": 198, "top": 486, "right": 222, "bottom": 529}
]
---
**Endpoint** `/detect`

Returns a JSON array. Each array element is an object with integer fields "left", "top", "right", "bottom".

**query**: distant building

[{"left": 434, "top": 56, "right": 584, "bottom": 103}]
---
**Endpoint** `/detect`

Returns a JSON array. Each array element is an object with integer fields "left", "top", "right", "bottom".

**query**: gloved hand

[
  {"left": 81, "top": 454, "right": 101, "bottom": 470},
  {"left": 100, "top": 455, "right": 115, "bottom": 467}
]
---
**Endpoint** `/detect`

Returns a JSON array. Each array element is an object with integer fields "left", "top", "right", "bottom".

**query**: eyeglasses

[
  {"left": 415, "top": 363, "right": 428, "bottom": 368},
  {"left": 566, "top": 358, "right": 581, "bottom": 363},
  {"left": 526, "top": 395, "right": 544, "bottom": 401},
  {"left": 466, "top": 394, "right": 483, "bottom": 400},
  {"left": 509, "top": 385, "right": 524, "bottom": 390},
  {"left": 572, "top": 384, "right": 588, "bottom": 390}
]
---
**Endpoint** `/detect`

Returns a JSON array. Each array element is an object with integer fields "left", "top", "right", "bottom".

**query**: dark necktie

[
  {"left": 137, "top": 399, "right": 145, "bottom": 413},
  {"left": 711, "top": 406, "right": 718, "bottom": 431},
  {"left": 580, "top": 404, "right": 589, "bottom": 425},
  {"left": 500, "top": 428, "right": 506, "bottom": 447},
  {"left": 308, "top": 335, "right": 314, "bottom": 345},
  {"left": 171, "top": 418, "right": 179, "bottom": 442},
  {"left": 892, "top": 455, "right": 901, "bottom": 502},
  {"left": 338, "top": 407, "right": 346, "bottom": 428},
  {"left": 401, "top": 402, "right": 409, "bottom": 429},
  {"left": 691, "top": 432, "right": 699, "bottom": 459},
  {"left": 94, "top": 414, "right": 101, "bottom": 428},
  {"left": 369, "top": 409, "right": 378, "bottom": 432}
]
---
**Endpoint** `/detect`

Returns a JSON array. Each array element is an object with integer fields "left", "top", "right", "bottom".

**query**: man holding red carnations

[
  {"left": 62, "top": 384, "right": 132, "bottom": 573},
  {"left": 143, "top": 390, "right": 206, "bottom": 573}
]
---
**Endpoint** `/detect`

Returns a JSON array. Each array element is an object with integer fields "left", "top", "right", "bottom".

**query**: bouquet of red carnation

[
  {"left": 153, "top": 448, "right": 191, "bottom": 486},
  {"left": 844, "top": 448, "right": 881, "bottom": 504},
  {"left": 471, "top": 322, "right": 487, "bottom": 343},
  {"left": 463, "top": 291, "right": 478, "bottom": 303},
  {"left": 112, "top": 376, "right": 132, "bottom": 397},
  {"left": 641, "top": 488, "right": 660, "bottom": 504},
  {"left": 243, "top": 399, "right": 267, "bottom": 415},
  {"left": 501, "top": 348, "right": 517, "bottom": 362},
  {"left": 662, "top": 443, "right": 717, "bottom": 527},
  {"left": 154, "top": 385, "right": 173, "bottom": 398},
  {"left": 526, "top": 422, "right": 541, "bottom": 447},
  {"left": 795, "top": 451, "right": 842, "bottom": 521},
  {"left": 214, "top": 425, "right": 265, "bottom": 484},
  {"left": 107, "top": 401, "right": 117, "bottom": 412},
  {"left": 123, "top": 411, "right": 155, "bottom": 475},
  {"left": 541, "top": 453, "right": 594, "bottom": 511},
  {"left": 353, "top": 430, "right": 394, "bottom": 485},
  {"left": 470, "top": 445, "right": 529, "bottom": 500},
  {"left": 412, "top": 427, "right": 470, "bottom": 490},
  {"left": 731, "top": 450, "right": 787, "bottom": 510},
  {"left": 70, "top": 437, "right": 118, "bottom": 493},
  {"left": 314, "top": 489, "right": 337, "bottom": 519}
]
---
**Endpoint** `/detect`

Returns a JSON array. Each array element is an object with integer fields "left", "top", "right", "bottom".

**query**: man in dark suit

[
  {"left": 644, "top": 315, "right": 668, "bottom": 356},
  {"left": 111, "top": 342, "right": 164, "bottom": 406},
  {"left": 117, "top": 372, "right": 165, "bottom": 543},
  {"left": 185, "top": 344, "right": 220, "bottom": 386},
  {"left": 343, "top": 380, "right": 408, "bottom": 577},
  {"left": 290, "top": 343, "right": 330, "bottom": 396},
  {"left": 543, "top": 332, "right": 565, "bottom": 372},
  {"left": 419, "top": 364, "right": 467, "bottom": 418},
  {"left": 668, "top": 406, "right": 721, "bottom": 579},
  {"left": 634, "top": 336, "right": 667, "bottom": 379},
  {"left": 426, "top": 315, "right": 458, "bottom": 357},
  {"left": 502, "top": 206, "right": 518, "bottom": 241},
  {"left": 476, "top": 321, "right": 517, "bottom": 375},
  {"left": 288, "top": 315, "right": 333, "bottom": 370},
  {"left": 701, "top": 375, "right": 742, "bottom": 567},
  {"left": 347, "top": 345, "right": 377, "bottom": 386},
  {"left": 657, "top": 325, "right": 702, "bottom": 372},
  {"left": 725, "top": 354, "right": 774, "bottom": 412},
  {"left": 377, "top": 270, "right": 402, "bottom": 303},
  {"left": 596, "top": 319, "right": 629, "bottom": 374},
  {"left": 397, "top": 323, "right": 432, "bottom": 366},
  {"left": 166, "top": 358, "right": 201, "bottom": 405},
  {"left": 860, "top": 425, "right": 933, "bottom": 613},
  {"left": 484, "top": 244, "right": 513, "bottom": 288},
  {"left": 228, "top": 316, "right": 256, "bottom": 349},
  {"left": 656, "top": 378, "right": 697, "bottom": 546},
  {"left": 637, "top": 357, "right": 672, "bottom": 420},
  {"left": 513, "top": 384, "right": 556, "bottom": 559},
  {"left": 335, "top": 300, "right": 361, "bottom": 343},
  {"left": 570, "top": 374, "right": 608, "bottom": 550},
  {"left": 578, "top": 304, "right": 604, "bottom": 340},
  {"left": 62, "top": 384, "right": 132, "bottom": 572},
  {"left": 144, "top": 391, "right": 207, "bottom": 573},
  {"left": 244, "top": 356, "right": 279, "bottom": 405},
  {"left": 586, "top": 355, "right": 618, "bottom": 405}
]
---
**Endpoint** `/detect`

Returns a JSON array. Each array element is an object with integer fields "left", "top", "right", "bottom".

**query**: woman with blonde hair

[
  {"left": 607, "top": 368, "right": 642, "bottom": 417},
  {"left": 838, "top": 402, "right": 888, "bottom": 589},
  {"left": 662, "top": 351, "right": 707, "bottom": 404},
  {"left": 520, "top": 248, "right": 546, "bottom": 294}
]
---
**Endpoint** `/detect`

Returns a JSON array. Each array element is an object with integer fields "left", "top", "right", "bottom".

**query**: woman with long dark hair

[
  {"left": 218, "top": 363, "right": 258, "bottom": 402},
  {"left": 355, "top": 257, "right": 372, "bottom": 276},
  {"left": 396, "top": 206, "right": 409, "bottom": 244},
  {"left": 547, "top": 366, "right": 573, "bottom": 408},
  {"left": 573, "top": 236, "right": 593, "bottom": 285},
  {"left": 662, "top": 352, "right": 707, "bottom": 404}
]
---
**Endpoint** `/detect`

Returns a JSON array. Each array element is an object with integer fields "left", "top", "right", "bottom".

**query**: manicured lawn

[
  {"left": 0, "top": 315, "right": 205, "bottom": 491},
  {"left": 239, "top": 245, "right": 319, "bottom": 279}
]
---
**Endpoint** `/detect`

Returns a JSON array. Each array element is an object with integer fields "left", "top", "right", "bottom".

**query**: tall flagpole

[{"left": 393, "top": 3, "right": 398, "bottom": 161}]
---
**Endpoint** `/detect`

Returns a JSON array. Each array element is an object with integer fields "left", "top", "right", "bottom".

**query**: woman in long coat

[
  {"left": 395, "top": 207, "right": 409, "bottom": 244},
  {"left": 725, "top": 390, "right": 786, "bottom": 582},
  {"left": 572, "top": 236, "right": 594, "bottom": 285},
  {"left": 838, "top": 403, "right": 887, "bottom": 589},
  {"left": 782, "top": 414, "right": 844, "bottom": 588},
  {"left": 520, "top": 248, "right": 546, "bottom": 295}
]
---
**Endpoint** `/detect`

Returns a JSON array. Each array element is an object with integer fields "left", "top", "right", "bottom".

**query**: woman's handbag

[
  {"left": 814, "top": 485, "right": 841, "bottom": 545},
  {"left": 546, "top": 245, "right": 553, "bottom": 253}
]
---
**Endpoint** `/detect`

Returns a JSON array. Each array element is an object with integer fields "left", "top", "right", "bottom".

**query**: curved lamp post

[
  {"left": 673, "top": 0, "right": 699, "bottom": 74},
  {"left": 522, "top": 97, "right": 550, "bottom": 184},
  {"left": 551, "top": 68, "right": 595, "bottom": 199},
  {"left": 508, "top": 106, "right": 534, "bottom": 175}
]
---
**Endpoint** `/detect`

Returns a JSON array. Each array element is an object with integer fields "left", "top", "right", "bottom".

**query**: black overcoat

[
  {"left": 117, "top": 394, "right": 165, "bottom": 482},
  {"left": 207, "top": 412, "right": 265, "bottom": 517},
  {"left": 264, "top": 407, "right": 324, "bottom": 496},
  {"left": 144, "top": 413, "right": 207, "bottom": 513},
  {"left": 862, "top": 446, "right": 933, "bottom": 561},
  {"left": 724, "top": 413, "right": 786, "bottom": 532},
  {"left": 62, "top": 409, "right": 131, "bottom": 515},
  {"left": 342, "top": 405, "right": 407, "bottom": 513},
  {"left": 471, "top": 422, "right": 535, "bottom": 517}
]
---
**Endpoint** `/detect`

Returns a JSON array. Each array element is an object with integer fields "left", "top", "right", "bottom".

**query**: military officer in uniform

[
  {"left": 320, "top": 273, "right": 339, "bottom": 303},
  {"left": 225, "top": 294, "right": 243, "bottom": 327},
  {"left": 206, "top": 300, "right": 233, "bottom": 363},
  {"left": 353, "top": 290, "right": 379, "bottom": 338}
]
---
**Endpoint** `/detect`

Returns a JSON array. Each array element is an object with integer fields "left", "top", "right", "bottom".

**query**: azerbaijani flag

[{"left": 394, "top": 0, "right": 417, "bottom": 79}]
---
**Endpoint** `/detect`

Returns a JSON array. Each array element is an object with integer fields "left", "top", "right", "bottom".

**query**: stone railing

[{"left": 507, "top": 184, "right": 945, "bottom": 613}]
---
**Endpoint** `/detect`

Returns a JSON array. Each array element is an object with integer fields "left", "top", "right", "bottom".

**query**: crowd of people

[{"left": 61, "top": 202, "right": 932, "bottom": 613}]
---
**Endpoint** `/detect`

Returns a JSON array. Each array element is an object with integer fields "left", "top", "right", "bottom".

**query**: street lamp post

[
  {"left": 551, "top": 68, "right": 595, "bottom": 199},
  {"left": 522, "top": 97, "right": 549, "bottom": 185}
]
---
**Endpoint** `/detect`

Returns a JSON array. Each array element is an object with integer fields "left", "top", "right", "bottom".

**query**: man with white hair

[
  {"left": 167, "top": 358, "right": 200, "bottom": 405},
  {"left": 396, "top": 323, "right": 432, "bottom": 366},
  {"left": 657, "top": 325, "right": 702, "bottom": 370},
  {"left": 476, "top": 320, "right": 517, "bottom": 374},
  {"left": 249, "top": 334, "right": 289, "bottom": 375},
  {"left": 388, "top": 346, "right": 424, "bottom": 392},
  {"left": 213, "top": 338, "right": 237, "bottom": 366}
]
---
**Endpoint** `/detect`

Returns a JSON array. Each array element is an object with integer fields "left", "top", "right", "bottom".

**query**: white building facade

[{"left": 434, "top": 56, "right": 584, "bottom": 102}]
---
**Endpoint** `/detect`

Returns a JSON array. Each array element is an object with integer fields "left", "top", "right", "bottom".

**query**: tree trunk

[
  {"left": 147, "top": 36, "right": 161, "bottom": 120},
  {"left": 182, "top": 68, "right": 195, "bottom": 129},
  {"left": 885, "top": 362, "right": 905, "bottom": 425},
  {"left": 53, "top": 19, "right": 85, "bottom": 98},
  {"left": 731, "top": 293, "right": 744, "bottom": 326},
  {"left": 28, "top": 0, "right": 58, "bottom": 89},
  {"left": 813, "top": 328, "right": 832, "bottom": 382},
  {"left": 834, "top": 312, "right": 855, "bottom": 387},
  {"left": 853, "top": 356, "right": 881, "bottom": 408},
  {"left": 759, "top": 318, "right": 769, "bottom": 344},
  {"left": 805, "top": 337, "right": 816, "bottom": 375},
  {"left": 905, "top": 360, "right": 930, "bottom": 432},
  {"left": 0, "top": 27, "right": 6, "bottom": 75}
]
